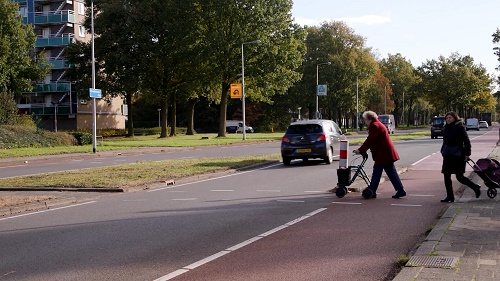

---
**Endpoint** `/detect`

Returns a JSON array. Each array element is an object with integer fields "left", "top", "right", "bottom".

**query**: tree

[
  {"left": 493, "top": 28, "right": 500, "bottom": 83},
  {"left": 191, "top": 0, "right": 306, "bottom": 137},
  {"left": 0, "top": 0, "right": 49, "bottom": 96}
]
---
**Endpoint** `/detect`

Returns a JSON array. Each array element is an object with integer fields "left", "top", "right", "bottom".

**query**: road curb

[{"left": 0, "top": 197, "right": 80, "bottom": 217}]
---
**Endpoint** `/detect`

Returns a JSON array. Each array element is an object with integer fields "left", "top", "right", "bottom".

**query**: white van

[
  {"left": 226, "top": 120, "right": 254, "bottom": 133},
  {"left": 466, "top": 118, "right": 479, "bottom": 131},
  {"left": 378, "top": 114, "right": 396, "bottom": 134}
]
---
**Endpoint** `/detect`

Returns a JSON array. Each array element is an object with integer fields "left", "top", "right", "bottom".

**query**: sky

[{"left": 291, "top": 0, "right": 500, "bottom": 78}]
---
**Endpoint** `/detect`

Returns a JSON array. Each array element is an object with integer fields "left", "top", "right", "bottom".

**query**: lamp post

[
  {"left": 298, "top": 107, "right": 302, "bottom": 121},
  {"left": 316, "top": 62, "right": 331, "bottom": 119},
  {"left": 91, "top": 0, "right": 97, "bottom": 153},
  {"left": 157, "top": 108, "right": 161, "bottom": 128},
  {"left": 241, "top": 39, "right": 260, "bottom": 140}
]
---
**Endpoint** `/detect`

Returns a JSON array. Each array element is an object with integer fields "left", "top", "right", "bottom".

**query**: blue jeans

[{"left": 369, "top": 162, "right": 405, "bottom": 193}]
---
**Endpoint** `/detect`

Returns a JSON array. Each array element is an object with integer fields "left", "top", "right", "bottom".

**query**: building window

[
  {"left": 78, "top": 2, "right": 85, "bottom": 15},
  {"left": 79, "top": 25, "right": 86, "bottom": 37}
]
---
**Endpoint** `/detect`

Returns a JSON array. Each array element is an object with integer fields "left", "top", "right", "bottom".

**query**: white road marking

[
  {"left": 256, "top": 190, "right": 281, "bottom": 192},
  {"left": 277, "top": 199, "right": 305, "bottom": 203},
  {"left": 0, "top": 165, "right": 27, "bottom": 169},
  {"left": 304, "top": 190, "right": 324, "bottom": 193},
  {"left": 411, "top": 153, "right": 436, "bottom": 166},
  {"left": 0, "top": 201, "right": 97, "bottom": 221},
  {"left": 172, "top": 198, "right": 197, "bottom": 201},
  {"left": 149, "top": 163, "right": 282, "bottom": 192},
  {"left": 391, "top": 204, "right": 422, "bottom": 207},
  {"left": 331, "top": 202, "right": 362, "bottom": 205},
  {"left": 123, "top": 199, "right": 147, "bottom": 202},
  {"left": 168, "top": 190, "right": 188, "bottom": 193},
  {"left": 153, "top": 207, "right": 327, "bottom": 281},
  {"left": 210, "top": 190, "right": 234, "bottom": 192}
]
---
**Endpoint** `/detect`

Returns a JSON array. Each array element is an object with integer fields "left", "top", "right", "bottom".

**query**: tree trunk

[
  {"left": 159, "top": 96, "right": 168, "bottom": 138},
  {"left": 126, "top": 93, "right": 134, "bottom": 137},
  {"left": 169, "top": 91, "right": 177, "bottom": 137},
  {"left": 218, "top": 83, "right": 229, "bottom": 137},
  {"left": 186, "top": 97, "right": 197, "bottom": 135}
]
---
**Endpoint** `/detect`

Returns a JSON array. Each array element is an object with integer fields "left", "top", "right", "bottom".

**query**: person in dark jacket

[
  {"left": 354, "top": 111, "right": 406, "bottom": 199},
  {"left": 440, "top": 112, "right": 481, "bottom": 202}
]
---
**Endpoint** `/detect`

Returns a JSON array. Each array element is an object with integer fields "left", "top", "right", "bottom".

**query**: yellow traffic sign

[{"left": 230, "top": 83, "right": 242, "bottom": 99}]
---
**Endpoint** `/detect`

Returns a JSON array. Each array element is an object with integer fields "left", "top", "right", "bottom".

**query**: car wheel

[
  {"left": 324, "top": 147, "right": 333, "bottom": 164},
  {"left": 283, "top": 157, "right": 292, "bottom": 166}
]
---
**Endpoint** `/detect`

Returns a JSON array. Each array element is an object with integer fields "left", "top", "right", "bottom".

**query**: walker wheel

[
  {"left": 335, "top": 186, "right": 348, "bottom": 198},
  {"left": 487, "top": 188, "right": 497, "bottom": 199},
  {"left": 362, "top": 188, "right": 373, "bottom": 199}
]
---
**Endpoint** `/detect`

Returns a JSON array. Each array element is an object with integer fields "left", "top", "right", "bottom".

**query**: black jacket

[{"left": 441, "top": 120, "right": 471, "bottom": 174}]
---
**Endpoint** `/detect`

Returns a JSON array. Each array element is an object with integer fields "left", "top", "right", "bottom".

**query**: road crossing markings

[
  {"left": 154, "top": 207, "right": 327, "bottom": 281},
  {"left": 331, "top": 202, "right": 362, "bottom": 205},
  {"left": 277, "top": 199, "right": 305, "bottom": 203},
  {"left": 149, "top": 163, "right": 282, "bottom": 192},
  {"left": 0, "top": 201, "right": 97, "bottom": 221},
  {"left": 391, "top": 203, "right": 422, "bottom": 207}
]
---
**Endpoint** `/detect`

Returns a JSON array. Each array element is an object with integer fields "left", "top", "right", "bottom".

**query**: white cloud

[{"left": 294, "top": 15, "right": 391, "bottom": 26}]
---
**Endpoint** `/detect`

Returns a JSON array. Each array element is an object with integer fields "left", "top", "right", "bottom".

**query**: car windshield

[
  {"left": 432, "top": 117, "right": 445, "bottom": 126},
  {"left": 286, "top": 124, "right": 322, "bottom": 134},
  {"left": 379, "top": 116, "right": 390, "bottom": 124}
]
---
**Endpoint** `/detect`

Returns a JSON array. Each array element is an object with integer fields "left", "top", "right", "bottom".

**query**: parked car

[
  {"left": 431, "top": 116, "right": 445, "bottom": 139},
  {"left": 466, "top": 118, "right": 479, "bottom": 131},
  {"left": 281, "top": 119, "right": 346, "bottom": 166},
  {"left": 479, "top": 120, "right": 489, "bottom": 129}
]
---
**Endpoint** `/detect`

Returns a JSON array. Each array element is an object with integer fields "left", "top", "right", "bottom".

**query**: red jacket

[{"left": 358, "top": 119, "right": 400, "bottom": 166}]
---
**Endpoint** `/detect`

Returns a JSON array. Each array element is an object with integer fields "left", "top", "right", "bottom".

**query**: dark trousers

[
  {"left": 443, "top": 173, "right": 480, "bottom": 198},
  {"left": 369, "top": 162, "right": 405, "bottom": 193}
]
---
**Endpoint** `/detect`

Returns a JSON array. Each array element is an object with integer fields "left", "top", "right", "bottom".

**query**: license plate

[{"left": 297, "top": 148, "right": 311, "bottom": 153}]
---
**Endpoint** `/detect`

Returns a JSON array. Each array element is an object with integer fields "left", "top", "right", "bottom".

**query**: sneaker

[
  {"left": 473, "top": 186, "right": 481, "bottom": 198},
  {"left": 392, "top": 190, "right": 406, "bottom": 199}
]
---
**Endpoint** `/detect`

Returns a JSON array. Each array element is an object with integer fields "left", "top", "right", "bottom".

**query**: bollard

[{"left": 340, "top": 140, "right": 349, "bottom": 168}]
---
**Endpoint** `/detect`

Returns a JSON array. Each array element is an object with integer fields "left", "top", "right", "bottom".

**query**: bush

[
  {"left": 69, "top": 132, "right": 93, "bottom": 145},
  {"left": 0, "top": 125, "right": 77, "bottom": 149}
]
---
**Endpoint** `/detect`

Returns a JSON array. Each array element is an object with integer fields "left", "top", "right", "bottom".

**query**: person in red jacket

[{"left": 353, "top": 111, "right": 407, "bottom": 199}]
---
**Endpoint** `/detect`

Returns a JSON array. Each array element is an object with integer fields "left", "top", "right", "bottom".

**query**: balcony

[
  {"left": 35, "top": 34, "right": 74, "bottom": 47},
  {"left": 30, "top": 103, "right": 72, "bottom": 115},
  {"left": 31, "top": 82, "right": 71, "bottom": 93},
  {"left": 48, "top": 58, "right": 69, "bottom": 69},
  {"left": 22, "top": 10, "right": 76, "bottom": 25}
]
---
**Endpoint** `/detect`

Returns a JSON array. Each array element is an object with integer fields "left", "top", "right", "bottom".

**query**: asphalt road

[{"left": 0, "top": 128, "right": 495, "bottom": 281}]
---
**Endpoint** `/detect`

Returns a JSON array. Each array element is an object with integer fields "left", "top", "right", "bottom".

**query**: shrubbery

[
  {"left": 0, "top": 125, "right": 77, "bottom": 149},
  {"left": 68, "top": 132, "right": 93, "bottom": 145}
]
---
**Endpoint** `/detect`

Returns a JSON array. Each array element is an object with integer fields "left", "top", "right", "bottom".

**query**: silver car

[{"left": 281, "top": 119, "right": 346, "bottom": 166}]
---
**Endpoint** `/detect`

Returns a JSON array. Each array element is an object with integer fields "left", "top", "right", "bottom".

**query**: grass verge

[{"left": 0, "top": 154, "right": 281, "bottom": 189}]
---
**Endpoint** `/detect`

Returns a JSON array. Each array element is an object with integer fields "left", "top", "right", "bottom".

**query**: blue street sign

[
  {"left": 89, "top": 88, "right": 102, "bottom": 98},
  {"left": 317, "top": 84, "right": 327, "bottom": 96}
]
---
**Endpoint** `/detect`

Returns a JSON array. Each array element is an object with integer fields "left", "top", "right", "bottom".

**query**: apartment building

[{"left": 12, "top": 0, "right": 126, "bottom": 131}]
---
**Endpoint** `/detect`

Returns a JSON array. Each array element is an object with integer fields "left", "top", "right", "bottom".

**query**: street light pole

[
  {"left": 157, "top": 108, "right": 161, "bottom": 128},
  {"left": 91, "top": 0, "right": 97, "bottom": 153},
  {"left": 241, "top": 39, "right": 260, "bottom": 140},
  {"left": 356, "top": 75, "right": 359, "bottom": 131},
  {"left": 298, "top": 107, "right": 301, "bottom": 120},
  {"left": 316, "top": 62, "right": 331, "bottom": 119}
]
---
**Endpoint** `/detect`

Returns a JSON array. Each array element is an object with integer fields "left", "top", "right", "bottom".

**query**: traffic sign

[
  {"left": 317, "top": 85, "right": 327, "bottom": 96},
  {"left": 89, "top": 88, "right": 102, "bottom": 98},
  {"left": 230, "top": 83, "right": 242, "bottom": 99}
]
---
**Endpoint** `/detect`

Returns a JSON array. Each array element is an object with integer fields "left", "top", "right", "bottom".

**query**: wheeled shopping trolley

[
  {"left": 335, "top": 151, "right": 372, "bottom": 198},
  {"left": 468, "top": 158, "right": 499, "bottom": 199}
]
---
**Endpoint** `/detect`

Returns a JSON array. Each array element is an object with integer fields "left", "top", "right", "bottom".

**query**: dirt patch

[{"left": 0, "top": 196, "right": 56, "bottom": 208}]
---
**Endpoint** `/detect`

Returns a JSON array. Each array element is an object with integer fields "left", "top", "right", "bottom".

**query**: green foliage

[
  {"left": 0, "top": 91, "right": 18, "bottom": 125},
  {"left": 0, "top": 0, "right": 49, "bottom": 94},
  {"left": 0, "top": 125, "right": 76, "bottom": 149},
  {"left": 68, "top": 132, "right": 93, "bottom": 145}
]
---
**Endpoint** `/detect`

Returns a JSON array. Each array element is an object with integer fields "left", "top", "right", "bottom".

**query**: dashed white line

[
  {"left": 171, "top": 198, "right": 197, "bottom": 201},
  {"left": 391, "top": 203, "right": 422, "bottom": 207},
  {"left": 411, "top": 154, "right": 435, "bottom": 166},
  {"left": 256, "top": 190, "right": 281, "bottom": 192},
  {"left": 331, "top": 202, "right": 362, "bottom": 205},
  {"left": 277, "top": 199, "right": 305, "bottom": 203},
  {"left": 153, "top": 208, "right": 327, "bottom": 281},
  {"left": 211, "top": 190, "right": 234, "bottom": 192}
]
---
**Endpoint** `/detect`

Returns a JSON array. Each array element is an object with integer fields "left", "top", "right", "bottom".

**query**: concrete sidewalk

[{"left": 394, "top": 145, "right": 500, "bottom": 281}]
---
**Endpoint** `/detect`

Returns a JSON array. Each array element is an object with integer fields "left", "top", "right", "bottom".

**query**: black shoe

[
  {"left": 440, "top": 197, "right": 454, "bottom": 203},
  {"left": 392, "top": 190, "right": 406, "bottom": 199},
  {"left": 371, "top": 193, "right": 377, "bottom": 199},
  {"left": 473, "top": 186, "right": 481, "bottom": 198}
]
